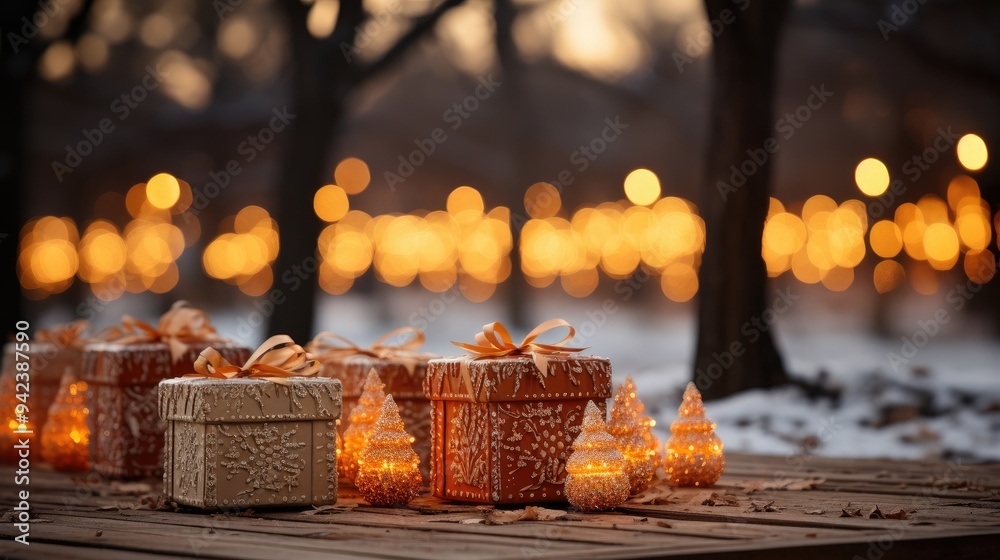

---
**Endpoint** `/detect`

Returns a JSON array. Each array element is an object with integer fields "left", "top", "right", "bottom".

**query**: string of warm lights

[{"left": 18, "top": 135, "right": 994, "bottom": 301}]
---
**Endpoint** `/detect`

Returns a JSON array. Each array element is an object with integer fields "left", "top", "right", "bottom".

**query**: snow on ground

[{"left": 66, "top": 285, "right": 1000, "bottom": 462}]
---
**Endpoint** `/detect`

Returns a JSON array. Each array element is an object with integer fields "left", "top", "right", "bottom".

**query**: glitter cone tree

[
  {"left": 40, "top": 373, "right": 90, "bottom": 472},
  {"left": 565, "top": 401, "right": 630, "bottom": 512},
  {"left": 355, "top": 395, "right": 422, "bottom": 506},
  {"left": 664, "top": 383, "right": 725, "bottom": 487},
  {"left": 342, "top": 369, "right": 386, "bottom": 482},
  {"left": 608, "top": 378, "right": 656, "bottom": 494}
]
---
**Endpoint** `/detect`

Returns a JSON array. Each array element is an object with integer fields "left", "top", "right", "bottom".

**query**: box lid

[
  {"left": 157, "top": 377, "right": 342, "bottom": 423},
  {"left": 424, "top": 355, "right": 611, "bottom": 403},
  {"left": 83, "top": 341, "right": 250, "bottom": 385}
]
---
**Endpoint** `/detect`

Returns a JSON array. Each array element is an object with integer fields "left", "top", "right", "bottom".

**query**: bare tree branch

[{"left": 350, "top": 0, "right": 467, "bottom": 86}]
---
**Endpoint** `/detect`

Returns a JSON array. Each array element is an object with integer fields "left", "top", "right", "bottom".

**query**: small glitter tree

[
  {"left": 341, "top": 369, "right": 386, "bottom": 482},
  {"left": 664, "top": 383, "right": 725, "bottom": 487},
  {"left": 608, "top": 378, "right": 656, "bottom": 494},
  {"left": 355, "top": 395, "right": 422, "bottom": 506},
  {"left": 40, "top": 373, "right": 90, "bottom": 472},
  {"left": 565, "top": 401, "right": 630, "bottom": 512}
]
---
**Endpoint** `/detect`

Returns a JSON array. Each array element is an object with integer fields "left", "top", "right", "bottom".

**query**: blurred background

[{"left": 4, "top": 0, "right": 999, "bottom": 460}]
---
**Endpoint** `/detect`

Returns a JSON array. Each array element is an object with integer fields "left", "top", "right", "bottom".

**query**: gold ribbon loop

[
  {"left": 450, "top": 319, "right": 587, "bottom": 389},
  {"left": 307, "top": 327, "right": 431, "bottom": 375},
  {"left": 114, "top": 300, "right": 225, "bottom": 362},
  {"left": 189, "top": 335, "right": 319, "bottom": 385}
]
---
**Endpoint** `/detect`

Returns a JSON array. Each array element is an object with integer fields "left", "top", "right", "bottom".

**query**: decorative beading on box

[
  {"left": 425, "top": 352, "right": 612, "bottom": 504},
  {"left": 158, "top": 376, "right": 342, "bottom": 510}
]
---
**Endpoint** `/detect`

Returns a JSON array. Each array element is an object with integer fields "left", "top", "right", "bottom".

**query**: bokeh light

[
  {"left": 145, "top": 173, "right": 181, "bottom": 209},
  {"left": 854, "top": 158, "right": 890, "bottom": 197},
  {"left": 335, "top": 157, "right": 372, "bottom": 195},
  {"left": 314, "top": 185, "right": 350, "bottom": 222},
  {"left": 624, "top": 169, "right": 661, "bottom": 206},
  {"left": 956, "top": 133, "right": 988, "bottom": 171}
]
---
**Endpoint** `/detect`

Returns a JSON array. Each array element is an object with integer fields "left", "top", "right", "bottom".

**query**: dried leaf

[
  {"left": 109, "top": 482, "right": 153, "bottom": 495},
  {"left": 694, "top": 492, "right": 740, "bottom": 507},
  {"left": 868, "top": 505, "right": 885, "bottom": 519},
  {"left": 739, "top": 477, "right": 826, "bottom": 494},
  {"left": 459, "top": 518, "right": 484, "bottom": 524},
  {"left": 656, "top": 521, "right": 672, "bottom": 529},
  {"left": 303, "top": 504, "right": 355, "bottom": 515},
  {"left": 840, "top": 508, "right": 862, "bottom": 518},
  {"left": 522, "top": 506, "right": 568, "bottom": 521},
  {"left": 95, "top": 530, "right": 103, "bottom": 537},
  {"left": 746, "top": 501, "right": 782, "bottom": 513},
  {"left": 884, "top": 508, "right": 908, "bottom": 520},
  {"left": 630, "top": 485, "right": 678, "bottom": 505},
  {"left": 805, "top": 509, "right": 824, "bottom": 515}
]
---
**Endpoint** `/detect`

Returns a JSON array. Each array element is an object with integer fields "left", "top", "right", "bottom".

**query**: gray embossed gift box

[{"left": 157, "top": 377, "right": 342, "bottom": 510}]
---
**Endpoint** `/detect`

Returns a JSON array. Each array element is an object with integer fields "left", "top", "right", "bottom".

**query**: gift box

[
  {"left": 424, "top": 320, "right": 612, "bottom": 504},
  {"left": 158, "top": 335, "right": 340, "bottom": 510},
  {"left": 84, "top": 341, "right": 250, "bottom": 478},
  {"left": 82, "top": 302, "right": 251, "bottom": 478},
  {"left": 0, "top": 321, "right": 89, "bottom": 460},
  {"left": 309, "top": 329, "right": 435, "bottom": 475}
]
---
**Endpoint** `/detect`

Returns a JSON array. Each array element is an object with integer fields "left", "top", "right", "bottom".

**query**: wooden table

[{"left": 2, "top": 454, "right": 998, "bottom": 559}]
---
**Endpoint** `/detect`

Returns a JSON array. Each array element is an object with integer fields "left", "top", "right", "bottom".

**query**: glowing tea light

[
  {"left": 664, "top": 383, "right": 725, "bottom": 487},
  {"left": 565, "top": 401, "right": 630, "bottom": 512},
  {"left": 355, "top": 395, "right": 422, "bottom": 506}
]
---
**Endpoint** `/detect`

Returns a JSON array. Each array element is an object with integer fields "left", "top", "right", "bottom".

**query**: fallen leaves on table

[
  {"left": 738, "top": 477, "right": 826, "bottom": 494},
  {"left": 804, "top": 509, "right": 824, "bottom": 515},
  {"left": 454, "top": 506, "right": 569, "bottom": 525},
  {"left": 746, "top": 501, "right": 783, "bottom": 513},
  {"left": 629, "top": 484, "right": 678, "bottom": 505},
  {"left": 841, "top": 507, "right": 862, "bottom": 517},
  {"left": 690, "top": 491, "right": 740, "bottom": 507},
  {"left": 96, "top": 494, "right": 168, "bottom": 512},
  {"left": 302, "top": 504, "right": 356, "bottom": 515},
  {"left": 884, "top": 508, "right": 908, "bottom": 520}
]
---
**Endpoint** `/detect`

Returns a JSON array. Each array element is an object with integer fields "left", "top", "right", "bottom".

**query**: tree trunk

[
  {"left": 494, "top": 0, "right": 531, "bottom": 327},
  {"left": 268, "top": 1, "right": 362, "bottom": 342},
  {"left": 693, "top": 0, "right": 792, "bottom": 399}
]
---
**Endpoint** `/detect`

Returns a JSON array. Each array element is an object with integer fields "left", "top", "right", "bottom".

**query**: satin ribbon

[
  {"left": 114, "top": 300, "right": 225, "bottom": 362},
  {"left": 307, "top": 327, "right": 433, "bottom": 375},
  {"left": 186, "top": 335, "right": 319, "bottom": 385},
  {"left": 36, "top": 320, "right": 90, "bottom": 349},
  {"left": 450, "top": 319, "right": 587, "bottom": 396}
]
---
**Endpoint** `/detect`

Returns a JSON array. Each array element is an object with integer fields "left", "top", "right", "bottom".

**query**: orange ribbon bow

[
  {"left": 114, "top": 300, "right": 225, "bottom": 362},
  {"left": 451, "top": 319, "right": 587, "bottom": 384},
  {"left": 187, "top": 335, "right": 319, "bottom": 385},
  {"left": 36, "top": 320, "right": 91, "bottom": 349},
  {"left": 307, "top": 327, "right": 433, "bottom": 375}
]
